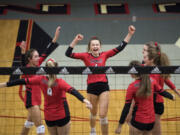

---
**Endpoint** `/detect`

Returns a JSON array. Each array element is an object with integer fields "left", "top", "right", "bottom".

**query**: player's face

[
  {"left": 143, "top": 45, "right": 148, "bottom": 55},
  {"left": 143, "top": 53, "right": 153, "bottom": 66},
  {"left": 90, "top": 40, "right": 101, "bottom": 56},
  {"left": 29, "top": 50, "right": 40, "bottom": 66}
]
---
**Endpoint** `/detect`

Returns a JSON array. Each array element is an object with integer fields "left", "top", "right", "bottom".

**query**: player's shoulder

[
  {"left": 57, "top": 78, "right": 67, "bottom": 84},
  {"left": 128, "top": 80, "right": 140, "bottom": 89}
]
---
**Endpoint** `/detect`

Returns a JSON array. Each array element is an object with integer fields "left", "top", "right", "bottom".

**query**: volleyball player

[
  {"left": 18, "top": 26, "right": 61, "bottom": 135},
  {"left": 115, "top": 60, "right": 175, "bottom": 135},
  {"left": 143, "top": 42, "right": 180, "bottom": 135},
  {"left": 0, "top": 58, "right": 92, "bottom": 135},
  {"left": 65, "top": 25, "right": 135, "bottom": 135}
]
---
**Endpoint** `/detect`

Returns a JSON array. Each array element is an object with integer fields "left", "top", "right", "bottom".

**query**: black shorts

[
  {"left": 45, "top": 116, "right": 70, "bottom": 127},
  {"left": 25, "top": 90, "right": 32, "bottom": 109},
  {"left": 87, "top": 82, "right": 109, "bottom": 96},
  {"left": 131, "top": 119, "right": 155, "bottom": 131},
  {"left": 26, "top": 104, "right": 33, "bottom": 109},
  {"left": 154, "top": 102, "right": 164, "bottom": 115}
]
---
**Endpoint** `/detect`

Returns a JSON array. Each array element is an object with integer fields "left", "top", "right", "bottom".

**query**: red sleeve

[
  {"left": 58, "top": 79, "right": 73, "bottom": 92},
  {"left": 165, "top": 79, "right": 176, "bottom": 90},
  {"left": 104, "top": 41, "right": 127, "bottom": 58},
  {"left": 104, "top": 49, "right": 118, "bottom": 58},
  {"left": 153, "top": 80, "right": 164, "bottom": 93},
  {"left": 125, "top": 84, "right": 135, "bottom": 103},
  {"left": 26, "top": 76, "right": 41, "bottom": 85},
  {"left": 38, "top": 56, "right": 46, "bottom": 65},
  {"left": 70, "top": 52, "right": 87, "bottom": 60}
]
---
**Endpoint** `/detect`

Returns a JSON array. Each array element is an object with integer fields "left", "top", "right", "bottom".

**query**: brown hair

[
  {"left": 25, "top": 49, "right": 37, "bottom": 65},
  {"left": 45, "top": 58, "right": 58, "bottom": 87},
  {"left": 147, "top": 42, "right": 170, "bottom": 79},
  {"left": 87, "top": 37, "right": 101, "bottom": 52},
  {"left": 129, "top": 60, "right": 151, "bottom": 98},
  {"left": 145, "top": 41, "right": 161, "bottom": 53}
]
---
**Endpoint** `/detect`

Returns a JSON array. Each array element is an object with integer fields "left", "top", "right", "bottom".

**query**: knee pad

[
  {"left": 90, "top": 113, "right": 96, "bottom": 120},
  {"left": 24, "top": 120, "right": 34, "bottom": 128},
  {"left": 100, "top": 117, "right": 108, "bottom": 125},
  {"left": 37, "top": 125, "right": 45, "bottom": 134}
]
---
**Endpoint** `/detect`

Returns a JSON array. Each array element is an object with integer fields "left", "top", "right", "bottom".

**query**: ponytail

[
  {"left": 45, "top": 58, "right": 58, "bottom": 87},
  {"left": 148, "top": 45, "right": 170, "bottom": 79},
  {"left": 136, "top": 74, "right": 151, "bottom": 97},
  {"left": 129, "top": 60, "right": 151, "bottom": 98}
]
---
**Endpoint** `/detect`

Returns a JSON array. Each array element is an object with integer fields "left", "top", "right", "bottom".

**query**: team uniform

[
  {"left": 119, "top": 78, "right": 173, "bottom": 131},
  {"left": 141, "top": 64, "right": 176, "bottom": 115},
  {"left": 7, "top": 76, "right": 85, "bottom": 127},
  {"left": 21, "top": 42, "right": 59, "bottom": 108},
  {"left": 150, "top": 74, "right": 176, "bottom": 115},
  {"left": 66, "top": 41, "right": 127, "bottom": 95}
]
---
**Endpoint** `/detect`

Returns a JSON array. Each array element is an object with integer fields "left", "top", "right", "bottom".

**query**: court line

[{"left": 0, "top": 115, "right": 179, "bottom": 122}]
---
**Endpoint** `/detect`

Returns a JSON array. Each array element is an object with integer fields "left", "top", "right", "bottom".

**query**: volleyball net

[{"left": 0, "top": 65, "right": 180, "bottom": 135}]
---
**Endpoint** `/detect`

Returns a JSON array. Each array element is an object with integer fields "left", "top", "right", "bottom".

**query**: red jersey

[
  {"left": 125, "top": 78, "right": 163, "bottom": 124},
  {"left": 22, "top": 56, "right": 45, "bottom": 107},
  {"left": 70, "top": 48, "right": 122, "bottom": 84},
  {"left": 25, "top": 76, "right": 72, "bottom": 121},
  {"left": 21, "top": 42, "right": 59, "bottom": 107},
  {"left": 150, "top": 74, "right": 176, "bottom": 103}
]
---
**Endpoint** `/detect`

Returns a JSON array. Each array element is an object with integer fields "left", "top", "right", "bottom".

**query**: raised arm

[
  {"left": 19, "top": 41, "right": 27, "bottom": 66},
  {"left": 123, "top": 25, "right": 136, "bottom": 43},
  {"left": 65, "top": 34, "right": 84, "bottom": 58},
  {"left": 20, "top": 41, "right": 26, "bottom": 54},
  {"left": 105, "top": 25, "right": 136, "bottom": 58},
  {"left": 52, "top": 26, "right": 61, "bottom": 43},
  {"left": 39, "top": 26, "right": 61, "bottom": 64},
  {"left": 69, "top": 34, "right": 84, "bottom": 48}
]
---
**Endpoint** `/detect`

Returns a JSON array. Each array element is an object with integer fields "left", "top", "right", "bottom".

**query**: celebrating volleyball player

[
  {"left": 0, "top": 58, "right": 92, "bottom": 135},
  {"left": 18, "top": 26, "right": 61, "bottom": 135},
  {"left": 115, "top": 60, "right": 175, "bottom": 135},
  {"left": 65, "top": 25, "right": 135, "bottom": 135},
  {"left": 143, "top": 41, "right": 180, "bottom": 135}
]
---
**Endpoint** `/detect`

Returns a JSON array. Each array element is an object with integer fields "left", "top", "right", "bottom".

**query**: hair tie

[
  {"left": 154, "top": 42, "right": 158, "bottom": 46},
  {"left": 47, "top": 58, "right": 55, "bottom": 63},
  {"left": 91, "top": 36, "right": 97, "bottom": 39}
]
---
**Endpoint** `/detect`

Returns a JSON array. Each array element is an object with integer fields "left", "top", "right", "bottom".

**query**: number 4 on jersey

[{"left": 47, "top": 88, "right": 53, "bottom": 96}]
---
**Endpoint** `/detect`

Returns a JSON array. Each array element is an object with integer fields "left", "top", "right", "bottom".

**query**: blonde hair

[
  {"left": 129, "top": 60, "right": 151, "bottom": 98},
  {"left": 45, "top": 58, "right": 58, "bottom": 87}
]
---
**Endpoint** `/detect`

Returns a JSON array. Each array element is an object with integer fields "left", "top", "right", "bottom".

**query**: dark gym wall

[{"left": 0, "top": 0, "right": 180, "bottom": 44}]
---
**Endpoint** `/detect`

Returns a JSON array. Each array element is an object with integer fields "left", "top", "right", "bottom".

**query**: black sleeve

[
  {"left": 21, "top": 54, "right": 26, "bottom": 66},
  {"left": 69, "top": 88, "right": 85, "bottom": 102},
  {"left": 7, "top": 79, "right": 27, "bottom": 87},
  {"left": 115, "top": 41, "right": 128, "bottom": 52},
  {"left": 42, "top": 42, "right": 59, "bottom": 58},
  {"left": 159, "top": 91, "right": 173, "bottom": 100},
  {"left": 119, "top": 103, "right": 131, "bottom": 124},
  {"left": 65, "top": 46, "right": 73, "bottom": 57}
]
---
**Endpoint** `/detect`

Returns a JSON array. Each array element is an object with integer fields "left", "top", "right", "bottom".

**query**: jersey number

[{"left": 47, "top": 88, "right": 52, "bottom": 96}]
